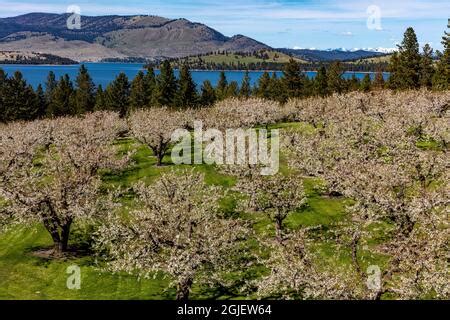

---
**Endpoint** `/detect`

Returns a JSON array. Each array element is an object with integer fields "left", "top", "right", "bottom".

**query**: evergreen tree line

[
  {"left": 155, "top": 59, "right": 389, "bottom": 72},
  {"left": 0, "top": 27, "right": 448, "bottom": 123}
]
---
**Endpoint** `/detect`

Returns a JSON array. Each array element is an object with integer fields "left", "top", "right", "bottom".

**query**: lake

[{"left": 0, "top": 63, "right": 389, "bottom": 89}]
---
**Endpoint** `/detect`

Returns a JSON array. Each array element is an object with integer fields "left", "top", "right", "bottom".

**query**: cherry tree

[
  {"left": 0, "top": 112, "right": 127, "bottom": 254},
  {"left": 234, "top": 173, "right": 307, "bottom": 242},
  {"left": 257, "top": 229, "right": 368, "bottom": 299},
  {"left": 282, "top": 90, "right": 449, "bottom": 299},
  {"left": 95, "top": 170, "right": 250, "bottom": 300},
  {"left": 129, "top": 108, "right": 187, "bottom": 166}
]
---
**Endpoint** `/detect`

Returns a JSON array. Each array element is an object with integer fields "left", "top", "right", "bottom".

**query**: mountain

[
  {"left": 0, "top": 13, "right": 270, "bottom": 62},
  {"left": 278, "top": 48, "right": 388, "bottom": 62}
]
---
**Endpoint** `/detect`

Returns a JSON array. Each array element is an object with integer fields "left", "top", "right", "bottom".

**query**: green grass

[
  {"left": 0, "top": 124, "right": 392, "bottom": 300},
  {"left": 0, "top": 225, "right": 173, "bottom": 300}
]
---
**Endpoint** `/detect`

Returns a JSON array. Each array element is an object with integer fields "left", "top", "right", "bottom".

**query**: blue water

[{"left": 0, "top": 63, "right": 389, "bottom": 89}]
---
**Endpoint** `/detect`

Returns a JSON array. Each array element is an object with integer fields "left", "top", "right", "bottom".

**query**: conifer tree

[
  {"left": 226, "top": 81, "right": 239, "bottom": 98},
  {"left": 239, "top": 70, "right": 251, "bottom": 98},
  {"left": 314, "top": 66, "right": 328, "bottom": 97},
  {"left": 256, "top": 71, "right": 271, "bottom": 99},
  {"left": 5, "top": 71, "right": 39, "bottom": 121},
  {"left": 34, "top": 84, "right": 47, "bottom": 118},
  {"left": 177, "top": 64, "right": 198, "bottom": 108},
  {"left": 282, "top": 58, "right": 305, "bottom": 98},
  {"left": 106, "top": 72, "right": 130, "bottom": 118},
  {"left": 268, "top": 72, "right": 281, "bottom": 101},
  {"left": 348, "top": 74, "right": 360, "bottom": 92},
  {"left": 143, "top": 67, "right": 156, "bottom": 107},
  {"left": 360, "top": 74, "right": 372, "bottom": 92},
  {"left": 73, "top": 64, "right": 96, "bottom": 114},
  {"left": 419, "top": 44, "right": 435, "bottom": 89},
  {"left": 432, "top": 28, "right": 449, "bottom": 90},
  {"left": 0, "top": 68, "right": 6, "bottom": 122},
  {"left": 216, "top": 71, "right": 228, "bottom": 100},
  {"left": 130, "top": 71, "right": 147, "bottom": 110},
  {"left": 391, "top": 27, "right": 422, "bottom": 89},
  {"left": 94, "top": 85, "right": 108, "bottom": 111},
  {"left": 47, "top": 74, "right": 74, "bottom": 117},
  {"left": 388, "top": 52, "right": 401, "bottom": 89},
  {"left": 155, "top": 60, "right": 178, "bottom": 107},
  {"left": 45, "top": 71, "right": 57, "bottom": 104},
  {"left": 200, "top": 80, "right": 216, "bottom": 106},
  {"left": 327, "top": 62, "right": 345, "bottom": 94},
  {"left": 303, "top": 76, "right": 314, "bottom": 97}
]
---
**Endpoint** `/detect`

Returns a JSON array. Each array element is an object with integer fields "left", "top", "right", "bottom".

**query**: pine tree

[
  {"left": 34, "top": 84, "right": 47, "bottom": 118},
  {"left": 388, "top": 52, "right": 401, "bottom": 89},
  {"left": 45, "top": 71, "right": 57, "bottom": 104},
  {"left": 256, "top": 71, "right": 271, "bottom": 99},
  {"left": 314, "top": 66, "right": 328, "bottom": 97},
  {"left": 432, "top": 28, "right": 449, "bottom": 90},
  {"left": 47, "top": 74, "right": 74, "bottom": 117},
  {"left": 216, "top": 71, "right": 228, "bottom": 100},
  {"left": 177, "top": 64, "right": 198, "bottom": 108},
  {"left": 94, "top": 85, "right": 108, "bottom": 111},
  {"left": 268, "top": 72, "right": 281, "bottom": 101},
  {"left": 106, "top": 72, "right": 130, "bottom": 118},
  {"left": 73, "top": 64, "right": 96, "bottom": 114},
  {"left": 327, "top": 62, "right": 345, "bottom": 94},
  {"left": 392, "top": 27, "right": 422, "bottom": 89},
  {"left": 5, "top": 71, "right": 39, "bottom": 121},
  {"left": 155, "top": 60, "right": 178, "bottom": 107},
  {"left": 239, "top": 70, "right": 251, "bottom": 98},
  {"left": 419, "top": 44, "right": 435, "bottom": 89},
  {"left": 200, "top": 80, "right": 216, "bottom": 106},
  {"left": 143, "top": 67, "right": 156, "bottom": 107},
  {"left": 348, "top": 74, "right": 360, "bottom": 92},
  {"left": 0, "top": 68, "right": 6, "bottom": 122},
  {"left": 130, "top": 71, "right": 147, "bottom": 110},
  {"left": 226, "top": 81, "right": 239, "bottom": 98},
  {"left": 303, "top": 76, "right": 314, "bottom": 97},
  {"left": 360, "top": 74, "right": 372, "bottom": 92},
  {"left": 282, "top": 58, "right": 305, "bottom": 98}
]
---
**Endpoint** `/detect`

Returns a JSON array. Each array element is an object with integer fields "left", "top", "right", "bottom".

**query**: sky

[{"left": 1, "top": 0, "right": 449, "bottom": 51}]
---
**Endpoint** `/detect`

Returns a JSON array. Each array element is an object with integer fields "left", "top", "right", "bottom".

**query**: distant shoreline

[
  {"left": 0, "top": 62, "right": 389, "bottom": 74},
  {"left": 0, "top": 63, "right": 389, "bottom": 74}
]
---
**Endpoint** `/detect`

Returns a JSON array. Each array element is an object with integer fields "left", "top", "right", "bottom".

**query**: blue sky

[{"left": 1, "top": 0, "right": 449, "bottom": 50}]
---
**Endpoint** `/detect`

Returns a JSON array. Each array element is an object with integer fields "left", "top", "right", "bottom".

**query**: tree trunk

[
  {"left": 176, "top": 278, "right": 193, "bottom": 301},
  {"left": 275, "top": 216, "right": 283, "bottom": 243},
  {"left": 43, "top": 220, "right": 72, "bottom": 254},
  {"left": 351, "top": 231, "right": 364, "bottom": 279},
  {"left": 156, "top": 152, "right": 164, "bottom": 166},
  {"left": 59, "top": 220, "right": 72, "bottom": 253}
]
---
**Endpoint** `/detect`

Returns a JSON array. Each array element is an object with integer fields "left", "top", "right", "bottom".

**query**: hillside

[
  {"left": 161, "top": 49, "right": 307, "bottom": 70},
  {"left": 352, "top": 54, "right": 393, "bottom": 64},
  {"left": 0, "top": 50, "right": 77, "bottom": 64},
  {"left": 0, "top": 13, "right": 270, "bottom": 62},
  {"left": 278, "top": 48, "right": 388, "bottom": 62}
]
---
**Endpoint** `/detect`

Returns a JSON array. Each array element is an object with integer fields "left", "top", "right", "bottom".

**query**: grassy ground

[{"left": 0, "top": 123, "right": 389, "bottom": 300}]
